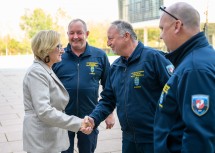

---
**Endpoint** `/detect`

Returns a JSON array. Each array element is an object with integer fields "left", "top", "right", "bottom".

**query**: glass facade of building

[{"left": 118, "top": 0, "right": 163, "bottom": 23}]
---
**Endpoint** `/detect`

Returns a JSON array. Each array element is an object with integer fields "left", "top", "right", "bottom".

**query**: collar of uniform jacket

[
  {"left": 120, "top": 41, "right": 143, "bottom": 65},
  {"left": 165, "top": 32, "right": 209, "bottom": 68},
  {"left": 65, "top": 42, "right": 92, "bottom": 58}
]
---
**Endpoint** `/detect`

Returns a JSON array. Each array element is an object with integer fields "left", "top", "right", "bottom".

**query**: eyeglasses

[
  {"left": 57, "top": 44, "right": 63, "bottom": 50},
  {"left": 159, "top": 6, "right": 179, "bottom": 20}
]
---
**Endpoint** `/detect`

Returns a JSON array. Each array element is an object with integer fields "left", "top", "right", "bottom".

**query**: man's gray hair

[
  {"left": 111, "top": 20, "right": 137, "bottom": 41},
  {"left": 68, "top": 18, "right": 88, "bottom": 32}
]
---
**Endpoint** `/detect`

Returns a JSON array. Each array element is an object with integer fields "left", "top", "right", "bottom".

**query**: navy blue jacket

[
  {"left": 53, "top": 43, "right": 110, "bottom": 118},
  {"left": 154, "top": 32, "right": 215, "bottom": 153},
  {"left": 90, "top": 42, "right": 173, "bottom": 143}
]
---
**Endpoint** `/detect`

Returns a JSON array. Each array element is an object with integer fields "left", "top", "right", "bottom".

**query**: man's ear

[
  {"left": 124, "top": 32, "right": 131, "bottom": 40},
  {"left": 86, "top": 31, "right": 90, "bottom": 37},
  {"left": 175, "top": 20, "right": 183, "bottom": 33}
]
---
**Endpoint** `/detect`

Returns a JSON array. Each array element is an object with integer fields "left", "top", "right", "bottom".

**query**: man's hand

[{"left": 105, "top": 113, "right": 115, "bottom": 129}]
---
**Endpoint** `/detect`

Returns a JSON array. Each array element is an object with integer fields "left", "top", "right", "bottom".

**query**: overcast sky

[
  {"left": 0, "top": 0, "right": 214, "bottom": 39},
  {"left": 0, "top": 0, "right": 119, "bottom": 38},
  {"left": 165, "top": 0, "right": 215, "bottom": 23}
]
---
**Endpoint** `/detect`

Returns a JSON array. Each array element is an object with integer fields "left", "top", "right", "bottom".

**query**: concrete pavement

[{"left": 0, "top": 55, "right": 122, "bottom": 153}]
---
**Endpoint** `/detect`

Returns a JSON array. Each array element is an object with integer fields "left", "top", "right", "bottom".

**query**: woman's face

[{"left": 48, "top": 44, "right": 64, "bottom": 65}]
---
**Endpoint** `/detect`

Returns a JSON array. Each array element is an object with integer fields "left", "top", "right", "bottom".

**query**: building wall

[
  {"left": 118, "top": 0, "right": 163, "bottom": 23},
  {"left": 118, "top": 0, "right": 215, "bottom": 48}
]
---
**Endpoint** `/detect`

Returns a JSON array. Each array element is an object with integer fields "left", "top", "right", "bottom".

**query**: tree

[
  {"left": 87, "top": 21, "right": 110, "bottom": 49},
  {"left": 20, "top": 8, "right": 54, "bottom": 39},
  {"left": 0, "top": 38, "right": 6, "bottom": 55},
  {"left": 18, "top": 8, "right": 72, "bottom": 55},
  {"left": 53, "top": 8, "right": 71, "bottom": 46},
  {"left": 19, "top": 8, "right": 72, "bottom": 49},
  {"left": 134, "top": 28, "right": 163, "bottom": 49}
]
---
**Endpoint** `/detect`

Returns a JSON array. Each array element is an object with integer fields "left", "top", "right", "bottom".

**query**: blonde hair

[{"left": 31, "top": 30, "right": 60, "bottom": 60}]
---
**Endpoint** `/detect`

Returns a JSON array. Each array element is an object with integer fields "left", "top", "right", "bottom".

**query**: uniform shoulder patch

[
  {"left": 191, "top": 94, "right": 209, "bottom": 116},
  {"left": 166, "top": 64, "right": 174, "bottom": 75}
]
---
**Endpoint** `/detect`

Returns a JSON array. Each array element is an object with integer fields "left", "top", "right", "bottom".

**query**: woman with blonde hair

[{"left": 23, "top": 30, "right": 92, "bottom": 153}]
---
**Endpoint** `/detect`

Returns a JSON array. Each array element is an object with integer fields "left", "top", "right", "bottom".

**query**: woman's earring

[{"left": 44, "top": 56, "right": 50, "bottom": 63}]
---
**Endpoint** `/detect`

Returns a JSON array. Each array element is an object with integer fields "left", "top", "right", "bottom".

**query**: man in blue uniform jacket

[
  {"left": 88, "top": 20, "right": 174, "bottom": 153},
  {"left": 53, "top": 19, "right": 115, "bottom": 153},
  {"left": 154, "top": 2, "right": 215, "bottom": 153}
]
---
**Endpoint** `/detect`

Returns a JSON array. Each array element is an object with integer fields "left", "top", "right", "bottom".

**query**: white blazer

[{"left": 23, "top": 59, "right": 82, "bottom": 153}]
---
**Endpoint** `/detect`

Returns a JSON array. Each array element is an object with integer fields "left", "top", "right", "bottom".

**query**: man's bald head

[{"left": 166, "top": 2, "right": 200, "bottom": 31}]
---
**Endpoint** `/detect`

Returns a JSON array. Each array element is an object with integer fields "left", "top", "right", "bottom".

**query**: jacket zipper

[
  {"left": 76, "top": 61, "right": 80, "bottom": 116},
  {"left": 124, "top": 65, "right": 136, "bottom": 142}
]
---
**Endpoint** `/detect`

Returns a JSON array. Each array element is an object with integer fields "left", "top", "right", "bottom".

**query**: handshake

[
  {"left": 79, "top": 113, "right": 115, "bottom": 134},
  {"left": 79, "top": 116, "right": 95, "bottom": 135}
]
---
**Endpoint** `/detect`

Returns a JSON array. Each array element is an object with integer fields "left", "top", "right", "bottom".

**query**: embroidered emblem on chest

[
  {"left": 131, "top": 71, "right": 144, "bottom": 88},
  {"left": 86, "top": 62, "right": 98, "bottom": 75}
]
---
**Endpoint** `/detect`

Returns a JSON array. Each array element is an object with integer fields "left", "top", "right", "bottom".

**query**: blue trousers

[
  {"left": 122, "top": 139, "right": 154, "bottom": 153},
  {"left": 62, "top": 129, "right": 99, "bottom": 153}
]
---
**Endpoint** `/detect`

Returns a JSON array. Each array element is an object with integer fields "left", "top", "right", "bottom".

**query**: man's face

[
  {"left": 67, "top": 21, "right": 89, "bottom": 51},
  {"left": 159, "top": 15, "right": 176, "bottom": 52},
  {"left": 107, "top": 26, "right": 126, "bottom": 55}
]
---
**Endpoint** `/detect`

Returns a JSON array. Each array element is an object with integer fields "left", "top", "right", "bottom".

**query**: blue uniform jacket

[
  {"left": 90, "top": 42, "right": 173, "bottom": 143},
  {"left": 53, "top": 43, "right": 110, "bottom": 118},
  {"left": 154, "top": 32, "right": 215, "bottom": 153}
]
